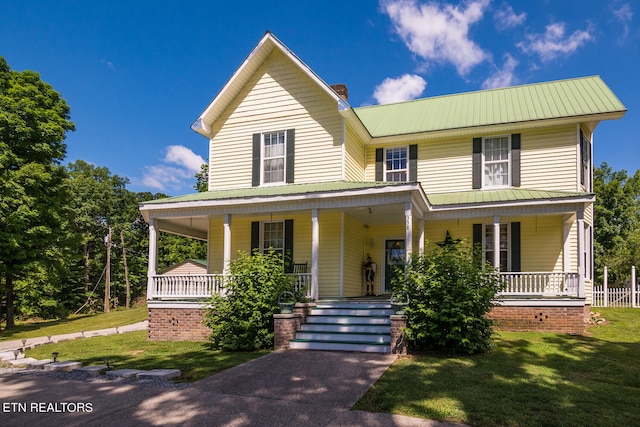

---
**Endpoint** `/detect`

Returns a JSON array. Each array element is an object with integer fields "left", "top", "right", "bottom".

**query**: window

[
  {"left": 262, "top": 131, "right": 286, "bottom": 184},
  {"left": 483, "top": 136, "right": 510, "bottom": 188},
  {"left": 262, "top": 221, "right": 284, "bottom": 256},
  {"left": 484, "top": 224, "right": 509, "bottom": 270},
  {"left": 385, "top": 147, "right": 407, "bottom": 182},
  {"left": 252, "top": 129, "right": 294, "bottom": 187}
]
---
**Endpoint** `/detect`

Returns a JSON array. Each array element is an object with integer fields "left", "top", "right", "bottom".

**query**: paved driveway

[{"left": 0, "top": 350, "right": 465, "bottom": 426}]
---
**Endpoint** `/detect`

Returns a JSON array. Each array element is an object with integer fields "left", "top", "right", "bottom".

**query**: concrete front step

[
  {"left": 316, "top": 302, "right": 392, "bottom": 309},
  {"left": 306, "top": 315, "right": 390, "bottom": 325},
  {"left": 311, "top": 308, "right": 394, "bottom": 316},
  {"left": 295, "top": 331, "right": 391, "bottom": 344},
  {"left": 301, "top": 323, "right": 391, "bottom": 334},
  {"left": 289, "top": 339, "right": 391, "bottom": 353}
]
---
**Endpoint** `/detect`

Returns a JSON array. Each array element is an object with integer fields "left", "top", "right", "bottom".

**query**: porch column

[
  {"left": 223, "top": 214, "right": 231, "bottom": 275},
  {"left": 577, "top": 210, "right": 585, "bottom": 298},
  {"left": 563, "top": 215, "right": 573, "bottom": 272},
  {"left": 311, "top": 209, "right": 319, "bottom": 301},
  {"left": 418, "top": 218, "right": 425, "bottom": 256},
  {"left": 405, "top": 201, "right": 413, "bottom": 262},
  {"left": 147, "top": 217, "right": 159, "bottom": 299},
  {"left": 493, "top": 216, "right": 500, "bottom": 271}
]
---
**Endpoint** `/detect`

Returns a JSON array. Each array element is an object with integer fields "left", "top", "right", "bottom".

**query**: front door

[{"left": 384, "top": 239, "right": 405, "bottom": 292}]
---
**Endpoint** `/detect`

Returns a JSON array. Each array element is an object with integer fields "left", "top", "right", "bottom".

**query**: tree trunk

[
  {"left": 84, "top": 242, "right": 90, "bottom": 293},
  {"left": 5, "top": 272, "right": 14, "bottom": 329},
  {"left": 121, "top": 230, "right": 131, "bottom": 309},
  {"left": 104, "top": 227, "right": 111, "bottom": 313}
]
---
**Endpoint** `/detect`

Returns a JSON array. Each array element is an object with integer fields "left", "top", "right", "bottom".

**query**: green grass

[
  {"left": 0, "top": 307, "right": 148, "bottom": 341},
  {"left": 354, "top": 308, "right": 640, "bottom": 427},
  {"left": 25, "top": 330, "right": 266, "bottom": 382}
]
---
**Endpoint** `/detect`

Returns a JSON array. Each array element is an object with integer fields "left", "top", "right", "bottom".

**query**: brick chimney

[{"left": 330, "top": 84, "right": 348, "bottom": 102}]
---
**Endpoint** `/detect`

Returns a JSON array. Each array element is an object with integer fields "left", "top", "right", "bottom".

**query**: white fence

[{"left": 592, "top": 266, "right": 639, "bottom": 308}]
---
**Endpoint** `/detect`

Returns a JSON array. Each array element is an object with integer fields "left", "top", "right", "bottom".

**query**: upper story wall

[
  {"left": 207, "top": 49, "right": 344, "bottom": 191},
  {"left": 363, "top": 124, "right": 586, "bottom": 193}
]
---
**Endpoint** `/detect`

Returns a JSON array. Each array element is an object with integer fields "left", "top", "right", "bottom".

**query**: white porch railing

[
  {"left": 150, "top": 274, "right": 226, "bottom": 299},
  {"left": 149, "top": 273, "right": 312, "bottom": 300},
  {"left": 499, "top": 272, "right": 580, "bottom": 296}
]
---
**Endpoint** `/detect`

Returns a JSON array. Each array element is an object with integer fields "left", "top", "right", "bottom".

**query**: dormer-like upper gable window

[
  {"left": 252, "top": 129, "right": 295, "bottom": 187},
  {"left": 385, "top": 147, "right": 407, "bottom": 182},
  {"left": 263, "top": 131, "right": 286, "bottom": 184}
]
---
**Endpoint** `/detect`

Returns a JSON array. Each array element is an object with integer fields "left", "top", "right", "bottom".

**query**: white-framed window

[
  {"left": 385, "top": 147, "right": 407, "bottom": 182},
  {"left": 262, "top": 131, "right": 286, "bottom": 184},
  {"left": 483, "top": 136, "right": 510, "bottom": 188},
  {"left": 261, "top": 221, "right": 285, "bottom": 257},
  {"left": 580, "top": 130, "right": 592, "bottom": 191},
  {"left": 484, "top": 223, "right": 509, "bottom": 270}
]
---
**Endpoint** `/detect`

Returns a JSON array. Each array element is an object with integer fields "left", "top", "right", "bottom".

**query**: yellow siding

[
  {"left": 418, "top": 138, "right": 471, "bottom": 192},
  {"left": 520, "top": 125, "right": 578, "bottom": 191},
  {"left": 343, "top": 214, "right": 365, "bottom": 296},
  {"left": 344, "top": 122, "right": 365, "bottom": 181},
  {"left": 520, "top": 216, "right": 563, "bottom": 272},
  {"left": 208, "top": 49, "right": 344, "bottom": 190},
  {"left": 362, "top": 124, "right": 581, "bottom": 193},
  {"left": 162, "top": 262, "right": 207, "bottom": 276},
  {"left": 318, "top": 211, "right": 342, "bottom": 297}
]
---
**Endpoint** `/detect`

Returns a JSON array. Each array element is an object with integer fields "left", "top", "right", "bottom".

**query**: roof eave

[
  {"left": 367, "top": 111, "right": 627, "bottom": 145},
  {"left": 428, "top": 194, "right": 595, "bottom": 212}
]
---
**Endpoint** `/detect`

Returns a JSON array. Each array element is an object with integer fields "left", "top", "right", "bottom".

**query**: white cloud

[
  {"left": 373, "top": 74, "right": 427, "bottom": 104},
  {"left": 141, "top": 145, "right": 206, "bottom": 192},
  {"left": 494, "top": 4, "right": 526, "bottom": 29},
  {"left": 517, "top": 22, "right": 594, "bottom": 62},
  {"left": 164, "top": 145, "right": 206, "bottom": 174},
  {"left": 482, "top": 54, "right": 519, "bottom": 89},
  {"left": 609, "top": 1, "right": 633, "bottom": 42},
  {"left": 381, "top": 0, "right": 490, "bottom": 76}
]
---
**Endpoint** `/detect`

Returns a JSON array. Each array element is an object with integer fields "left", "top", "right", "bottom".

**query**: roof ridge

[{"left": 354, "top": 75, "right": 603, "bottom": 111}]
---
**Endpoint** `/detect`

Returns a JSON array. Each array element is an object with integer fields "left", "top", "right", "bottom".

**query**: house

[
  {"left": 140, "top": 31, "right": 626, "bottom": 342},
  {"left": 161, "top": 259, "right": 207, "bottom": 276}
]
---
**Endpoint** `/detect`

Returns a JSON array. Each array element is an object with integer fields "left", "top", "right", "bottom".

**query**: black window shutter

[
  {"left": 375, "top": 148, "right": 383, "bottom": 181},
  {"left": 511, "top": 134, "right": 521, "bottom": 187},
  {"left": 252, "top": 133, "right": 261, "bottom": 187},
  {"left": 472, "top": 138, "right": 482, "bottom": 189},
  {"left": 251, "top": 221, "right": 260, "bottom": 255},
  {"left": 284, "top": 219, "right": 294, "bottom": 273},
  {"left": 511, "top": 222, "right": 521, "bottom": 272},
  {"left": 409, "top": 144, "right": 418, "bottom": 182},
  {"left": 286, "top": 129, "right": 295, "bottom": 183},
  {"left": 472, "top": 223, "right": 483, "bottom": 265}
]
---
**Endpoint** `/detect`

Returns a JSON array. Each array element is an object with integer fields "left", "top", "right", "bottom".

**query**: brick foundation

[
  {"left": 274, "top": 313, "right": 302, "bottom": 350},
  {"left": 488, "top": 305, "right": 590, "bottom": 335},
  {"left": 148, "top": 306, "right": 210, "bottom": 341},
  {"left": 390, "top": 314, "right": 408, "bottom": 355}
]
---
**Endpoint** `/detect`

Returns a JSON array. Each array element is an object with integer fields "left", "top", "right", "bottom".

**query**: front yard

[{"left": 354, "top": 308, "right": 640, "bottom": 426}]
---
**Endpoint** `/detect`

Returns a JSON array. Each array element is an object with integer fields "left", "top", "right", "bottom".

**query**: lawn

[
  {"left": 25, "top": 330, "right": 266, "bottom": 382},
  {"left": 354, "top": 308, "right": 640, "bottom": 427},
  {"left": 0, "top": 307, "right": 148, "bottom": 340}
]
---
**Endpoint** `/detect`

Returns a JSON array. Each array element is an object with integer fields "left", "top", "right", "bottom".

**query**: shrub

[
  {"left": 394, "top": 244, "right": 503, "bottom": 355},
  {"left": 204, "top": 250, "right": 297, "bottom": 350}
]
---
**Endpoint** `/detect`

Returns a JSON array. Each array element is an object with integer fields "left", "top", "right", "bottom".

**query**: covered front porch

[{"left": 141, "top": 185, "right": 591, "bottom": 305}]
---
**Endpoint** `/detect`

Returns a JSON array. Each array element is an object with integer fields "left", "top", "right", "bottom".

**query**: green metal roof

[
  {"left": 354, "top": 76, "right": 626, "bottom": 138},
  {"left": 141, "top": 181, "right": 410, "bottom": 205},
  {"left": 427, "top": 189, "right": 593, "bottom": 207}
]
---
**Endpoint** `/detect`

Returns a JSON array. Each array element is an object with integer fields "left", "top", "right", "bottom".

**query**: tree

[
  {"left": 195, "top": 163, "right": 208, "bottom": 192},
  {"left": 0, "top": 57, "right": 75, "bottom": 328},
  {"left": 593, "top": 162, "right": 640, "bottom": 285},
  {"left": 395, "top": 244, "right": 503, "bottom": 355}
]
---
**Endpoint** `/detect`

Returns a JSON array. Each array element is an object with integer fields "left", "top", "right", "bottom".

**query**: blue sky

[{"left": 1, "top": 0, "right": 637, "bottom": 195}]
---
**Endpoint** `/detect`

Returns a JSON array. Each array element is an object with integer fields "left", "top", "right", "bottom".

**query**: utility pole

[
  {"left": 104, "top": 226, "right": 112, "bottom": 313},
  {"left": 121, "top": 229, "right": 131, "bottom": 309}
]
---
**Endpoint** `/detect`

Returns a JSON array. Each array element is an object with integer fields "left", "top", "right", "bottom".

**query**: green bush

[
  {"left": 394, "top": 244, "right": 503, "bottom": 355},
  {"left": 204, "top": 250, "right": 297, "bottom": 350}
]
